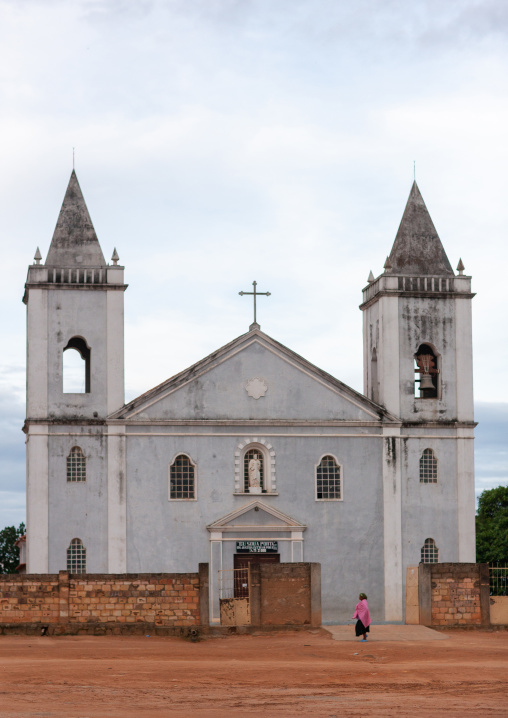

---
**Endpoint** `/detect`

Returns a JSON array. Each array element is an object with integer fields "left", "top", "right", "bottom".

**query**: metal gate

[{"left": 218, "top": 567, "right": 250, "bottom": 626}]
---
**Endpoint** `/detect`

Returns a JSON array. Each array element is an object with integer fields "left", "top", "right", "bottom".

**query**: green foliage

[
  {"left": 0, "top": 523, "right": 26, "bottom": 574},
  {"left": 476, "top": 486, "right": 508, "bottom": 565}
]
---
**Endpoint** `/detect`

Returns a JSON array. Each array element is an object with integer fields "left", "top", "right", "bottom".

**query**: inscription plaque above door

[{"left": 236, "top": 540, "right": 278, "bottom": 553}]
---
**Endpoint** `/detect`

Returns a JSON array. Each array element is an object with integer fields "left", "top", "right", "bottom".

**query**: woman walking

[{"left": 352, "top": 593, "right": 371, "bottom": 641}]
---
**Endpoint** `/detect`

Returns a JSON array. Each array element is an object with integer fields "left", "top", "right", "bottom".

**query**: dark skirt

[{"left": 355, "top": 619, "right": 370, "bottom": 636}]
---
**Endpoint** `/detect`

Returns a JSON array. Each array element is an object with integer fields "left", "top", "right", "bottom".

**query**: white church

[{"left": 23, "top": 171, "right": 476, "bottom": 623}]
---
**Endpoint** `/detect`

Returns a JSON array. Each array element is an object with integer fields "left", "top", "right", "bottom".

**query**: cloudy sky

[{"left": 1, "top": 0, "right": 507, "bottom": 528}]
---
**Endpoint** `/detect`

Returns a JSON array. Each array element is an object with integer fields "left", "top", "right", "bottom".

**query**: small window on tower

[
  {"left": 420, "top": 538, "right": 439, "bottom": 564},
  {"left": 414, "top": 344, "right": 438, "bottom": 399},
  {"left": 419, "top": 448, "right": 437, "bottom": 483},
  {"left": 67, "top": 538, "right": 86, "bottom": 573},
  {"left": 67, "top": 446, "right": 86, "bottom": 482},
  {"left": 63, "top": 337, "right": 91, "bottom": 393}
]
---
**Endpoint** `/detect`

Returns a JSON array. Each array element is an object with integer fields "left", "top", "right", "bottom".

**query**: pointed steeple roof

[
  {"left": 386, "top": 181, "right": 453, "bottom": 276},
  {"left": 45, "top": 170, "right": 106, "bottom": 267}
]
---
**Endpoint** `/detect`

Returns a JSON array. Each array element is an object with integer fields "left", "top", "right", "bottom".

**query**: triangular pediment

[
  {"left": 207, "top": 501, "right": 306, "bottom": 532},
  {"left": 110, "top": 329, "right": 397, "bottom": 424}
]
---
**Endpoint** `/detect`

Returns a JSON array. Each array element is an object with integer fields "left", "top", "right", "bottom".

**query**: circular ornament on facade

[{"left": 245, "top": 377, "right": 268, "bottom": 399}]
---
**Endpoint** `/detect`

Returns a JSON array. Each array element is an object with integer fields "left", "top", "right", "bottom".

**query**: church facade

[{"left": 23, "top": 172, "right": 476, "bottom": 623}]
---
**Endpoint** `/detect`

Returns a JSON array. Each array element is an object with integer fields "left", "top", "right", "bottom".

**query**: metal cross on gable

[{"left": 239, "top": 280, "right": 271, "bottom": 329}]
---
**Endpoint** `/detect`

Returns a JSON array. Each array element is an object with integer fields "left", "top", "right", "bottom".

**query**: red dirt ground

[{"left": 0, "top": 629, "right": 507, "bottom": 717}]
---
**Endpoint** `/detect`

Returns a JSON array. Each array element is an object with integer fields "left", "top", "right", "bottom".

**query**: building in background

[{"left": 22, "top": 172, "right": 476, "bottom": 622}]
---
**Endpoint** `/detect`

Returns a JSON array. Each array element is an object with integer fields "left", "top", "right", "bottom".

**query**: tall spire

[
  {"left": 386, "top": 181, "right": 453, "bottom": 276},
  {"left": 45, "top": 170, "right": 106, "bottom": 267}
]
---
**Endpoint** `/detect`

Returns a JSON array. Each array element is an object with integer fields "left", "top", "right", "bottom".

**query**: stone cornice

[
  {"left": 110, "top": 419, "right": 393, "bottom": 429},
  {"left": 400, "top": 421, "right": 477, "bottom": 429},
  {"left": 360, "top": 289, "right": 475, "bottom": 311}
]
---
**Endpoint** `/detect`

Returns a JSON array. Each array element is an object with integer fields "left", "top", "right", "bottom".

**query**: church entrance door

[{"left": 234, "top": 553, "right": 280, "bottom": 598}]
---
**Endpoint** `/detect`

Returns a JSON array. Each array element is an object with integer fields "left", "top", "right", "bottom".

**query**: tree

[
  {"left": 476, "top": 486, "right": 508, "bottom": 564},
  {"left": 0, "top": 523, "right": 26, "bottom": 574}
]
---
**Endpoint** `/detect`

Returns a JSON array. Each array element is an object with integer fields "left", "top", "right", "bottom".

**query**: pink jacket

[{"left": 352, "top": 599, "right": 371, "bottom": 627}]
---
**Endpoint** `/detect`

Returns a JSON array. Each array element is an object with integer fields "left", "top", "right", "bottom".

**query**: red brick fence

[
  {"left": 0, "top": 565, "right": 209, "bottom": 635},
  {"left": 407, "top": 563, "right": 492, "bottom": 627},
  {"left": 0, "top": 563, "right": 321, "bottom": 635}
]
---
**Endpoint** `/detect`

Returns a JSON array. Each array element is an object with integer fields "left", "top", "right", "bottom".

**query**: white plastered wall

[
  {"left": 26, "top": 288, "right": 48, "bottom": 418},
  {"left": 382, "top": 428, "right": 403, "bottom": 621},
  {"left": 457, "top": 429, "right": 476, "bottom": 561},
  {"left": 107, "top": 426, "right": 127, "bottom": 572},
  {"left": 454, "top": 294, "right": 474, "bottom": 422},
  {"left": 377, "top": 295, "right": 401, "bottom": 418},
  {"left": 454, "top": 287, "right": 475, "bottom": 561},
  {"left": 26, "top": 425, "right": 49, "bottom": 572},
  {"left": 106, "top": 288, "right": 125, "bottom": 415}
]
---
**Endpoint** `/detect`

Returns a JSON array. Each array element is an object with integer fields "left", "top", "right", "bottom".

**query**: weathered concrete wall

[
  {"left": 0, "top": 568, "right": 206, "bottom": 628},
  {"left": 138, "top": 342, "right": 376, "bottom": 422},
  {"left": 401, "top": 432, "right": 461, "bottom": 567},
  {"left": 418, "top": 563, "right": 490, "bottom": 627},
  {"left": 123, "top": 429, "right": 385, "bottom": 624},
  {"left": 251, "top": 562, "right": 321, "bottom": 627},
  {"left": 48, "top": 429, "right": 109, "bottom": 574}
]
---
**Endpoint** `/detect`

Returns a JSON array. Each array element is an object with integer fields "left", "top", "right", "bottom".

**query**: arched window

[
  {"left": 244, "top": 448, "right": 265, "bottom": 492},
  {"left": 169, "top": 454, "right": 196, "bottom": 500},
  {"left": 67, "top": 446, "right": 86, "bottom": 482},
  {"left": 419, "top": 448, "right": 437, "bottom": 483},
  {"left": 414, "top": 344, "right": 439, "bottom": 399},
  {"left": 420, "top": 538, "right": 439, "bottom": 564},
  {"left": 63, "top": 336, "right": 91, "bottom": 393},
  {"left": 67, "top": 538, "right": 86, "bottom": 573},
  {"left": 316, "top": 455, "right": 342, "bottom": 501}
]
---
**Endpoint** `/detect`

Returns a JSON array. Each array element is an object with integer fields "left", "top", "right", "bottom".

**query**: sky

[{"left": 0, "top": 0, "right": 507, "bottom": 528}]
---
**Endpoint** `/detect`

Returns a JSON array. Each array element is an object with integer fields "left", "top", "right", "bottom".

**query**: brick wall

[
  {"left": 431, "top": 565, "right": 481, "bottom": 625},
  {"left": 0, "top": 568, "right": 207, "bottom": 629},
  {"left": 0, "top": 575, "right": 60, "bottom": 623},
  {"left": 69, "top": 574, "right": 200, "bottom": 626},
  {"left": 249, "top": 562, "right": 321, "bottom": 627},
  {"left": 418, "top": 563, "right": 490, "bottom": 627}
]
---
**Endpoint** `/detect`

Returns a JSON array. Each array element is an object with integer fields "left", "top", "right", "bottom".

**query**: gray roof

[
  {"left": 45, "top": 170, "right": 106, "bottom": 267},
  {"left": 387, "top": 182, "right": 453, "bottom": 276}
]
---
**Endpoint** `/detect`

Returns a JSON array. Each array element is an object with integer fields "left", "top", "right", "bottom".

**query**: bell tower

[
  {"left": 360, "top": 181, "right": 474, "bottom": 425},
  {"left": 23, "top": 171, "right": 127, "bottom": 572},
  {"left": 360, "top": 183, "right": 476, "bottom": 620}
]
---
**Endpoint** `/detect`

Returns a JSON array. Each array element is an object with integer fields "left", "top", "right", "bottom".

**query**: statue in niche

[{"left": 248, "top": 454, "right": 262, "bottom": 492}]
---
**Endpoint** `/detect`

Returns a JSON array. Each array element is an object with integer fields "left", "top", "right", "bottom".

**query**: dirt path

[{"left": 0, "top": 629, "right": 507, "bottom": 717}]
